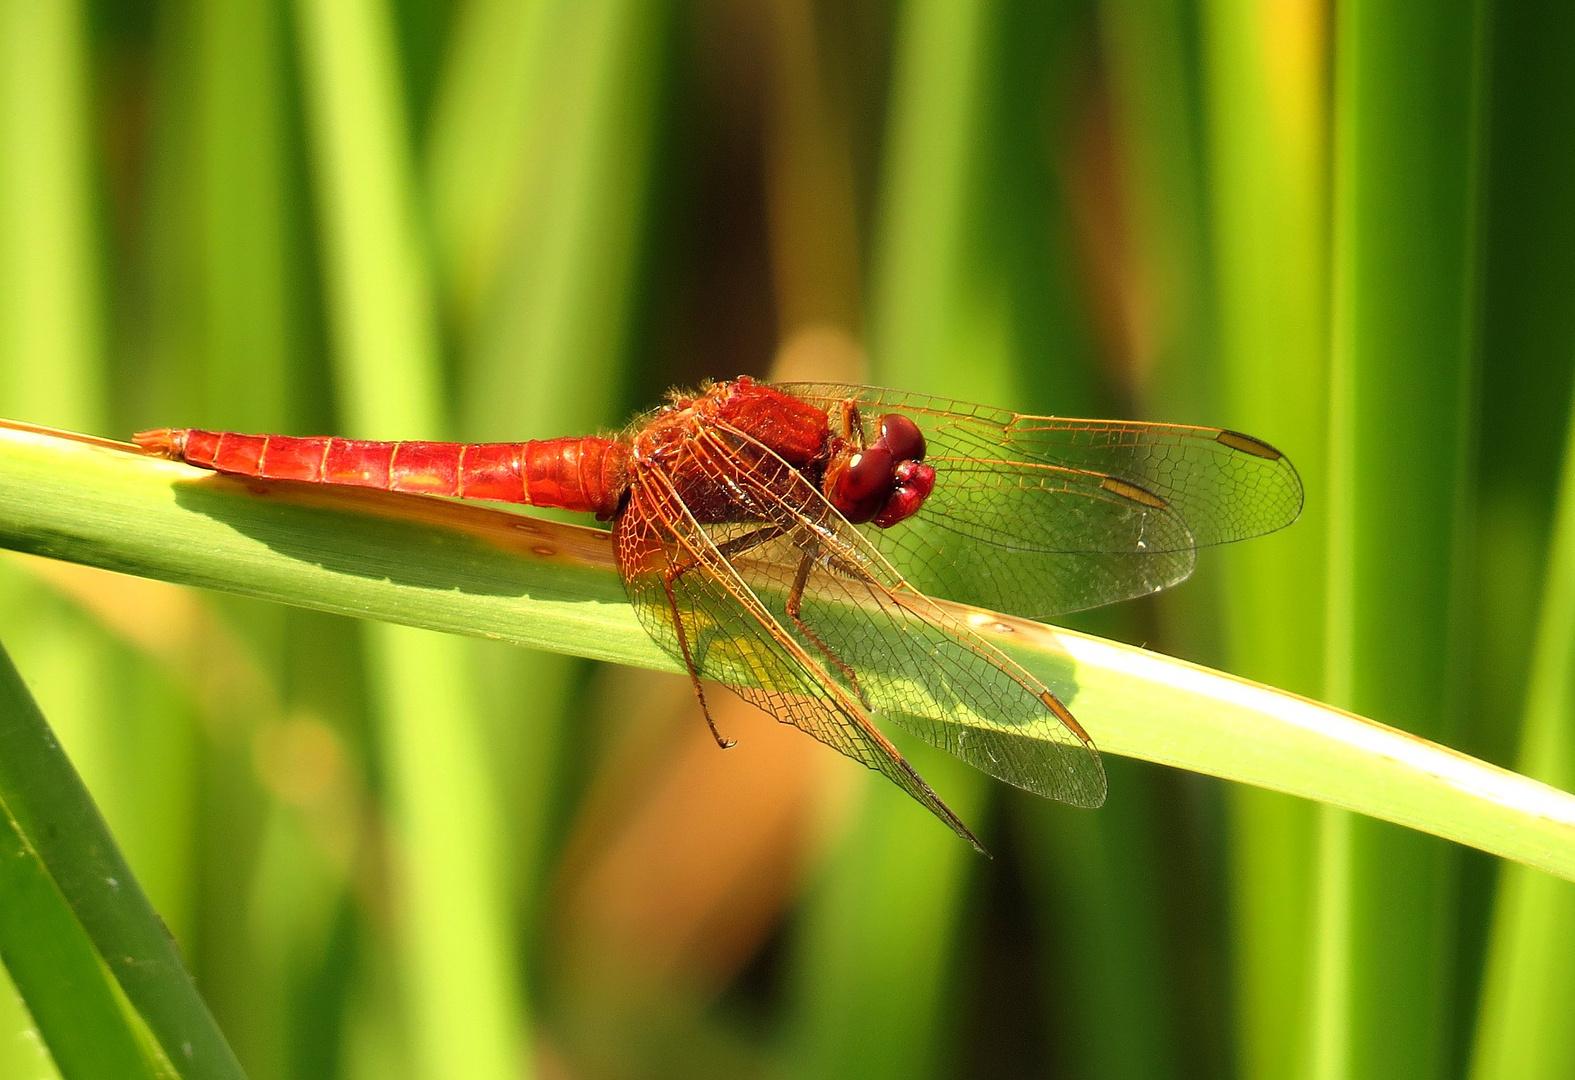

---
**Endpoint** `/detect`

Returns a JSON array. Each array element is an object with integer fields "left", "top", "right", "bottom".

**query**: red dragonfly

[{"left": 136, "top": 377, "right": 1302, "bottom": 847}]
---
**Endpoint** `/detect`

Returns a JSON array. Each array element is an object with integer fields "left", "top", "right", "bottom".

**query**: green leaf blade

[
  {"left": 4, "top": 424, "right": 1574, "bottom": 887},
  {"left": 0, "top": 635, "right": 244, "bottom": 1080}
]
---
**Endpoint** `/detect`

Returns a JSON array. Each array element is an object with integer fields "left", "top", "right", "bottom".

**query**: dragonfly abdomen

[{"left": 134, "top": 429, "right": 631, "bottom": 517}]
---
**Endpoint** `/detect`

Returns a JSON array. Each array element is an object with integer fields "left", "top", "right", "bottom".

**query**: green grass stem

[
  {"left": 1318, "top": 1, "right": 1487, "bottom": 1077},
  {"left": 1469, "top": 283, "right": 1575, "bottom": 1078},
  {"left": 1201, "top": 1, "right": 1330, "bottom": 1076},
  {"left": 291, "top": 0, "right": 525, "bottom": 1076},
  {"left": 0, "top": 637, "right": 242, "bottom": 1079}
]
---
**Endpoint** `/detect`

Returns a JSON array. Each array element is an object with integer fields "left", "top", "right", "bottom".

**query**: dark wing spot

[
  {"left": 1216, "top": 429, "right": 1284, "bottom": 460},
  {"left": 1040, "top": 691, "right": 1094, "bottom": 747},
  {"left": 1100, "top": 475, "right": 1170, "bottom": 511}
]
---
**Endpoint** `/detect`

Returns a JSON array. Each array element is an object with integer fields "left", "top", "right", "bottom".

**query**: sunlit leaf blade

[{"left": 3, "top": 425, "right": 1575, "bottom": 887}]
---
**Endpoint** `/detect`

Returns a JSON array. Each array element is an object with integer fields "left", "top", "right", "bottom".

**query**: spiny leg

[
  {"left": 661, "top": 568, "right": 736, "bottom": 749},
  {"left": 662, "top": 526, "right": 786, "bottom": 749},
  {"left": 785, "top": 550, "right": 870, "bottom": 709},
  {"left": 669, "top": 524, "right": 785, "bottom": 584}
]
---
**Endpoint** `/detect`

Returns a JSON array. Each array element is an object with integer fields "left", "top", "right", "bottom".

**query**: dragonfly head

[{"left": 824, "top": 413, "right": 936, "bottom": 528}]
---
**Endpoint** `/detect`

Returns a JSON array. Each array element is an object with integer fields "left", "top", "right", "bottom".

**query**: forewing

[
  {"left": 688, "top": 425, "right": 1107, "bottom": 808},
  {"left": 612, "top": 467, "right": 983, "bottom": 847},
  {"left": 776, "top": 382, "right": 1304, "bottom": 617}
]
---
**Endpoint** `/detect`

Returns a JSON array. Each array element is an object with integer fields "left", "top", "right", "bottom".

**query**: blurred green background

[{"left": 2, "top": 0, "right": 1574, "bottom": 1078}]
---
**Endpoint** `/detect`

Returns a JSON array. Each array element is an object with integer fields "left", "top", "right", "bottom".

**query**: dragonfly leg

[
  {"left": 661, "top": 568, "right": 736, "bottom": 750},
  {"left": 838, "top": 399, "right": 866, "bottom": 445},
  {"left": 785, "top": 551, "right": 871, "bottom": 709},
  {"left": 670, "top": 524, "right": 786, "bottom": 583}
]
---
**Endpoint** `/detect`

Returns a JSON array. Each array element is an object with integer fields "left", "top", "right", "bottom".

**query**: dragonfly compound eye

[
  {"left": 827, "top": 444, "right": 895, "bottom": 524},
  {"left": 877, "top": 413, "right": 926, "bottom": 462},
  {"left": 872, "top": 459, "right": 936, "bottom": 528}
]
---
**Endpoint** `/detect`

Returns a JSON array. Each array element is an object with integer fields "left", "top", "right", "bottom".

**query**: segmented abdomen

[{"left": 134, "top": 429, "right": 631, "bottom": 518}]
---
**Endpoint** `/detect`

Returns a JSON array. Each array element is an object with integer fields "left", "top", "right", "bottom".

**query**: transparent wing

[
  {"left": 776, "top": 382, "right": 1304, "bottom": 618},
  {"left": 612, "top": 464, "right": 984, "bottom": 847},
  {"left": 680, "top": 423, "right": 1106, "bottom": 809}
]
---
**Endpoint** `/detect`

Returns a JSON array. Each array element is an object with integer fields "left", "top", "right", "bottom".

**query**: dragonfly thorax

[{"left": 628, "top": 379, "right": 935, "bottom": 529}]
